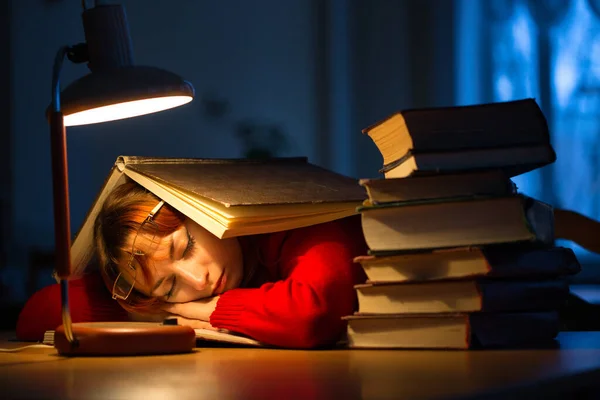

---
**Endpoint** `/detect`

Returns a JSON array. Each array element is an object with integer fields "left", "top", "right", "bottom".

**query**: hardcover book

[
  {"left": 381, "top": 144, "right": 556, "bottom": 179},
  {"left": 359, "top": 169, "right": 516, "bottom": 205},
  {"left": 354, "top": 246, "right": 580, "bottom": 283},
  {"left": 70, "top": 156, "right": 366, "bottom": 273},
  {"left": 362, "top": 98, "right": 555, "bottom": 170},
  {"left": 359, "top": 195, "right": 554, "bottom": 252},
  {"left": 344, "top": 311, "right": 560, "bottom": 349},
  {"left": 354, "top": 279, "right": 569, "bottom": 315}
]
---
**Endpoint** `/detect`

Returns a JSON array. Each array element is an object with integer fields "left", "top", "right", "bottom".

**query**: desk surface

[{"left": 2, "top": 331, "right": 600, "bottom": 400}]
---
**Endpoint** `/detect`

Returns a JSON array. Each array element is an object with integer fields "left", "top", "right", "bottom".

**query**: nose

[{"left": 176, "top": 264, "right": 209, "bottom": 291}]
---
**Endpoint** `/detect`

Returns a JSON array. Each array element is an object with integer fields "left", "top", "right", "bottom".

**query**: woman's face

[{"left": 128, "top": 218, "right": 244, "bottom": 303}]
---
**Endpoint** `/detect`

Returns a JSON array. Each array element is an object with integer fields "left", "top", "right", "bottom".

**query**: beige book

[
  {"left": 354, "top": 279, "right": 569, "bottom": 315},
  {"left": 354, "top": 246, "right": 580, "bottom": 283},
  {"left": 359, "top": 195, "right": 554, "bottom": 252},
  {"left": 359, "top": 170, "right": 516, "bottom": 204},
  {"left": 344, "top": 311, "right": 559, "bottom": 349}
]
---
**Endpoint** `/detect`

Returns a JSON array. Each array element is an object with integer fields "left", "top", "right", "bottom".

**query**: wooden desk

[{"left": 1, "top": 331, "right": 600, "bottom": 400}]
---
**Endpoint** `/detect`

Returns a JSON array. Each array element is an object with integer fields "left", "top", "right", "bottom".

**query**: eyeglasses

[{"left": 112, "top": 200, "right": 165, "bottom": 301}]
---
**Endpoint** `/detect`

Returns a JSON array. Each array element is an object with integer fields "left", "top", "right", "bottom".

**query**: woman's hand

[{"left": 162, "top": 295, "right": 220, "bottom": 322}]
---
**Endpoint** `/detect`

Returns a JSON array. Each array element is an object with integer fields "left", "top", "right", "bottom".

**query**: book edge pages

[
  {"left": 354, "top": 280, "right": 481, "bottom": 314},
  {"left": 194, "top": 329, "right": 265, "bottom": 347},
  {"left": 117, "top": 155, "right": 310, "bottom": 166},
  {"left": 360, "top": 195, "right": 538, "bottom": 252},
  {"left": 381, "top": 144, "right": 555, "bottom": 178},
  {"left": 129, "top": 164, "right": 363, "bottom": 218},
  {"left": 345, "top": 313, "right": 469, "bottom": 349},
  {"left": 70, "top": 166, "right": 127, "bottom": 276},
  {"left": 122, "top": 167, "right": 228, "bottom": 239},
  {"left": 70, "top": 156, "right": 362, "bottom": 275},
  {"left": 123, "top": 167, "right": 359, "bottom": 239},
  {"left": 125, "top": 159, "right": 365, "bottom": 208}
]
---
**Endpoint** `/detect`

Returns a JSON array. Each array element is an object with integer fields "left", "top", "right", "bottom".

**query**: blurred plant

[
  {"left": 236, "top": 121, "right": 290, "bottom": 159},
  {"left": 200, "top": 93, "right": 231, "bottom": 120},
  {"left": 199, "top": 92, "right": 291, "bottom": 159}
]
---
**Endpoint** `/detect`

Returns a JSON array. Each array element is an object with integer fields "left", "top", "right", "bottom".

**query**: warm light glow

[{"left": 64, "top": 95, "right": 193, "bottom": 126}]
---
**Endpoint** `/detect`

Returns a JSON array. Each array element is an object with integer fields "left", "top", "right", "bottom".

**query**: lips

[{"left": 213, "top": 270, "right": 226, "bottom": 295}]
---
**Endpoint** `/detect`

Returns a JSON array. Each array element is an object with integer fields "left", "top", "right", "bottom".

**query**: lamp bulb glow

[{"left": 63, "top": 95, "right": 193, "bottom": 126}]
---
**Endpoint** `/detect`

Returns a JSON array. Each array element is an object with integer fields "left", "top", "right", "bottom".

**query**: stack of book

[{"left": 345, "top": 99, "right": 581, "bottom": 349}]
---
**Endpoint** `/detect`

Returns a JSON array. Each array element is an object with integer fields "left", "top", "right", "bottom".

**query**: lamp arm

[
  {"left": 50, "top": 45, "right": 76, "bottom": 346},
  {"left": 51, "top": 46, "right": 70, "bottom": 113}
]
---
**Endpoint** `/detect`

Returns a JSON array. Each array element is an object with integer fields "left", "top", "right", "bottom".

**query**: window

[{"left": 457, "top": 0, "right": 600, "bottom": 270}]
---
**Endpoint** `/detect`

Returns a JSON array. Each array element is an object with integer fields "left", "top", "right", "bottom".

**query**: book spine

[
  {"left": 380, "top": 144, "right": 556, "bottom": 175},
  {"left": 479, "top": 279, "right": 569, "bottom": 312},
  {"left": 469, "top": 311, "right": 559, "bottom": 348},
  {"left": 484, "top": 246, "right": 581, "bottom": 278},
  {"left": 405, "top": 99, "right": 551, "bottom": 150}
]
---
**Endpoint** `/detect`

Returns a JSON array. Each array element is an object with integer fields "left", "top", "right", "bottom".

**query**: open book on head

[{"left": 71, "top": 156, "right": 366, "bottom": 274}]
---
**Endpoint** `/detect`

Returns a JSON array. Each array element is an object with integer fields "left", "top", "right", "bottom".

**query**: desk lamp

[{"left": 49, "top": 1, "right": 196, "bottom": 356}]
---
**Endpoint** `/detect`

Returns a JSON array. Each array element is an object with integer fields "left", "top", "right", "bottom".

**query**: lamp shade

[{"left": 57, "top": 65, "right": 195, "bottom": 126}]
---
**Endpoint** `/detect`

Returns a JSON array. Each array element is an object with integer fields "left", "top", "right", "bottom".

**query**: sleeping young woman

[{"left": 17, "top": 179, "right": 368, "bottom": 348}]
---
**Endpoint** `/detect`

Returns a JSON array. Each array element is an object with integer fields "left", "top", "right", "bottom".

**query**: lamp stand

[
  {"left": 48, "top": 10, "right": 195, "bottom": 356},
  {"left": 49, "top": 103, "right": 195, "bottom": 356}
]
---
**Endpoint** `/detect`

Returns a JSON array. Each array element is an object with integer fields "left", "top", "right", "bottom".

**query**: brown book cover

[{"left": 123, "top": 156, "right": 366, "bottom": 206}]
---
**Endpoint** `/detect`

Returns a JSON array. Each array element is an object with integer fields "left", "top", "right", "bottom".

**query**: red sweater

[{"left": 16, "top": 217, "right": 367, "bottom": 348}]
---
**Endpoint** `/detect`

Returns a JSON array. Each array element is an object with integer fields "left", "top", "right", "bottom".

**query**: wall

[
  {"left": 6, "top": 0, "right": 458, "bottom": 302},
  {"left": 8, "top": 0, "right": 320, "bottom": 299},
  {"left": 0, "top": 0, "right": 11, "bottom": 300},
  {"left": 349, "top": 0, "right": 456, "bottom": 179}
]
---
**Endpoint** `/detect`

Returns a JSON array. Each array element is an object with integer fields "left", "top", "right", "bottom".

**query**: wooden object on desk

[
  {"left": 53, "top": 322, "right": 196, "bottom": 356},
  {"left": 1, "top": 331, "right": 600, "bottom": 399}
]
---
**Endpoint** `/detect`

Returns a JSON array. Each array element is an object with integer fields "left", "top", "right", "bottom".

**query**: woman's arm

[
  {"left": 554, "top": 208, "right": 600, "bottom": 255},
  {"left": 16, "top": 272, "right": 128, "bottom": 341},
  {"left": 167, "top": 219, "right": 367, "bottom": 348}
]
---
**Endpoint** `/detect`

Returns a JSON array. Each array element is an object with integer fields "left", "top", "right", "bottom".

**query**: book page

[{"left": 194, "top": 329, "right": 265, "bottom": 347}]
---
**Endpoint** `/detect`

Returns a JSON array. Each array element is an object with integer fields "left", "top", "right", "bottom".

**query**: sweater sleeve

[
  {"left": 210, "top": 220, "right": 367, "bottom": 348},
  {"left": 16, "top": 272, "right": 129, "bottom": 341}
]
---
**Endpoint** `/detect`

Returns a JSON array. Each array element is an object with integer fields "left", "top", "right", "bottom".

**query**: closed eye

[
  {"left": 165, "top": 275, "right": 177, "bottom": 300},
  {"left": 183, "top": 228, "right": 196, "bottom": 259},
  {"left": 165, "top": 228, "right": 194, "bottom": 300}
]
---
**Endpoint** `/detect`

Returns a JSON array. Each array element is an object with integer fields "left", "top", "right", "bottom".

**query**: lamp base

[{"left": 54, "top": 322, "right": 196, "bottom": 356}]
